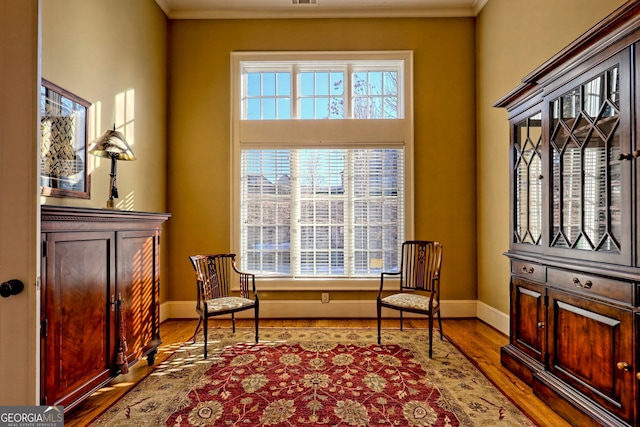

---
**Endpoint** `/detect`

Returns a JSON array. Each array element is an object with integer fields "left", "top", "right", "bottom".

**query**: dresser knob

[
  {"left": 572, "top": 278, "right": 592, "bottom": 289},
  {"left": 617, "top": 362, "right": 631, "bottom": 372},
  {"left": 537, "top": 322, "right": 545, "bottom": 329}
]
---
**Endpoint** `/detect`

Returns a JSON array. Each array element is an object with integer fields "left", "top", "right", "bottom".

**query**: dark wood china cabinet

[
  {"left": 495, "top": 2, "right": 640, "bottom": 426},
  {"left": 40, "top": 206, "right": 169, "bottom": 412}
]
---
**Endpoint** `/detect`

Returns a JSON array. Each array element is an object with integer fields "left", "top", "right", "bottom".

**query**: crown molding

[{"left": 155, "top": 0, "right": 487, "bottom": 20}]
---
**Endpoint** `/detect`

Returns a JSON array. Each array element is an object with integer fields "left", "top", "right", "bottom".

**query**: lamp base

[{"left": 106, "top": 198, "right": 115, "bottom": 209}]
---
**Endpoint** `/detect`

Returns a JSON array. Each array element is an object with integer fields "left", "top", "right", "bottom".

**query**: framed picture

[{"left": 40, "top": 79, "right": 91, "bottom": 198}]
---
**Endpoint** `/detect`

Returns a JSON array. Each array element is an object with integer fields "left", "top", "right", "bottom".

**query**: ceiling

[{"left": 154, "top": 0, "right": 488, "bottom": 19}]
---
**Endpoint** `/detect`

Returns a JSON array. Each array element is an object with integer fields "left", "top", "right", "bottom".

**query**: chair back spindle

[{"left": 400, "top": 241, "right": 443, "bottom": 293}]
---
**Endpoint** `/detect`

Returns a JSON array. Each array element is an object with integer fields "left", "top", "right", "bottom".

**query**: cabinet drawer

[
  {"left": 511, "top": 260, "right": 545, "bottom": 282},
  {"left": 547, "top": 268, "right": 633, "bottom": 306}
]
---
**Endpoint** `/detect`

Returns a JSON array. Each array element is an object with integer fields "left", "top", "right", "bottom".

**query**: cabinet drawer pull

[
  {"left": 521, "top": 266, "right": 535, "bottom": 274},
  {"left": 537, "top": 322, "right": 545, "bottom": 329},
  {"left": 617, "top": 362, "right": 632, "bottom": 372},
  {"left": 618, "top": 153, "right": 634, "bottom": 161},
  {"left": 572, "top": 277, "right": 592, "bottom": 289}
]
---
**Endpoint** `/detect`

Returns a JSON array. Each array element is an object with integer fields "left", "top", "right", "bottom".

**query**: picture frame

[{"left": 40, "top": 79, "right": 91, "bottom": 199}]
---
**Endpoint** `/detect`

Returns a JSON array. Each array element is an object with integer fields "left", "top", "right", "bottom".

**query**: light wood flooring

[{"left": 65, "top": 318, "right": 571, "bottom": 427}]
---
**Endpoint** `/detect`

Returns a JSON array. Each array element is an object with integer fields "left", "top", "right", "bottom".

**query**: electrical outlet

[{"left": 321, "top": 292, "right": 330, "bottom": 303}]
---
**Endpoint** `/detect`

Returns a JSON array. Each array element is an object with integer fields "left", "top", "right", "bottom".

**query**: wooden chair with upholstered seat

[
  {"left": 189, "top": 253, "right": 259, "bottom": 358},
  {"left": 377, "top": 240, "right": 443, "bottom": 358}
]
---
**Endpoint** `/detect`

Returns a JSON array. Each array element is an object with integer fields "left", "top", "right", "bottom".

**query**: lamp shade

[{"left": 88, "top": 129, "right": 136, "bottom": 161}]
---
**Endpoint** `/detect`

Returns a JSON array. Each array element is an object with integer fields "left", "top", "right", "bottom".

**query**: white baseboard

[
  {"left": 160, "top": 299, "right": 506, "bottom": 332},
  {"left": 476, "top": 301, "right": 510, "bottom": 335}
]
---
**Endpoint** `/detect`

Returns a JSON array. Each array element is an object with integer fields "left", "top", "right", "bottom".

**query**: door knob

[
  {"left": 0, "top": 279, "right": 24, "bottom": 298},
  {"left": 617, "top": 361, "right": 632, "bottom": 372}
]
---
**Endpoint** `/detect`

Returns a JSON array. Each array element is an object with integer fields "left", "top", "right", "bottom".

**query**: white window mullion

[
  {"left": 239, "top": 155, "right": 249, "bottom": 267},
  {"left": 290, "top": 149, "right": 301, "bottom": 277},
  {"left": 345, "top": 150, "right": 354, "bottom": 275},
  {"left": 292, "top": 65, "right": 299, "bottom": 119},
  {"left": 346, "top": 64, "right": 353, "bottom": 119}
]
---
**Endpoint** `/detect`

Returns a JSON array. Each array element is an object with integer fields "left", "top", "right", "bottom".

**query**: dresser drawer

[
  {"left": 511, "top": 260, "right": 545, "bottom": 282},
  {"left": 547, "top": 268, "right": 633, "bottom": 306}
]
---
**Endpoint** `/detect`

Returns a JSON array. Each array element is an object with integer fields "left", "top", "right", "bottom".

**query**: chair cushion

[
  {"left": 381, "top": 292, "right": 437, "bottom": 311},
  {"left": 205, "top": 296, "right": 255, "bottom": 313}
]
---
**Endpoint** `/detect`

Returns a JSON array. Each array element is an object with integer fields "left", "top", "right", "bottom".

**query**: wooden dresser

[
  {"left": 495, "top": 2, "right": 640, "bottom": 426},
  {"left": 40, "top": 205, "right": 170, "bottom": 412}
]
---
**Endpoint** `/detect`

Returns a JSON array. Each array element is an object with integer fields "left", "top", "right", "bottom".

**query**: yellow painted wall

[
  {"left": 41, "top": 0, "right": 170, "bottom": 301},
  {"left": 167, "top": 18, "right": 477, "bottom": 303},
  {"left": 41, "top": 0, "right": 168, "bottom": 214},
  {"left": 475, "top": 0, "right": 627, "bottom": 314}
]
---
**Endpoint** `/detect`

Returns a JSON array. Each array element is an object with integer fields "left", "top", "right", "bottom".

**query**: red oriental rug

[{"left": 91, "top": 328, "right": 536, "bottom": 426}]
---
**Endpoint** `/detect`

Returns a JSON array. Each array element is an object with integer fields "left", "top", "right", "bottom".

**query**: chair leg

[
  {"left": 437, "top": 310, "right": 443, "bottom": 340},
  {"left": 399, "top": 311, "right": 404, "bottom": 331},
  {"left": 231, "top": 313, "right": 236, "bottom": 333},
  {"left": 254, "top": 303, "right": 259, "bottom": 343},
  {"left": 203, "top": 317, "right": 208, "bottom": 359},
  {"left": 428, "top": 313, "right": 434, "bottom": 359},
  {"left": 377, "top": 300, "right": 382, "bottom": 344},
  {"left": 193, "top": 317, "right": 202, "bottom": 344}
]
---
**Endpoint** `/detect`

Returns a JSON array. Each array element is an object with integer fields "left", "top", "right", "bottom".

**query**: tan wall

[
  {"left": 41, "top": 0, "right": 168, "bottom": 214},
  {"left": 475, "top": 0, "right": 627, "bottom": 314},
  {"left": 0, "top": 0, "right": 40, "bottom": 406},
  {"left": 167, "top": 18, "right": 477, "bottom": 303},
  {"left": 41, "top": 0, "right": 170, "bottom": 301}
]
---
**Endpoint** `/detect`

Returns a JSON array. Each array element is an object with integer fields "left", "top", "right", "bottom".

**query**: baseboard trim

[
  {"left": 160, "top": 299, "right": 505, "bottom": 331},
  {"left": 476, "top": 301, "right": 509, "bottom": 335}
]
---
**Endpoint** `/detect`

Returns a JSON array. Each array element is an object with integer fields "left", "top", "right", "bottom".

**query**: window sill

[{"left": 244, "top": 277, "right": 387, "bottom": 291}]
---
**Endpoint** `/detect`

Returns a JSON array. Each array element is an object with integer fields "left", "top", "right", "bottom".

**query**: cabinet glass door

[
  {"left": 549, "top": 61, "right": 628, "bottom": 261},
  {"left": 514, "top": 112, "right": 543, "bottom": 247}
]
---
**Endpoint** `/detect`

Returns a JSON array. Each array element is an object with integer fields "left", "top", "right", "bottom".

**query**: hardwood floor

[{"left": 65, "top": 318, "right": 571, "bottom": 427}]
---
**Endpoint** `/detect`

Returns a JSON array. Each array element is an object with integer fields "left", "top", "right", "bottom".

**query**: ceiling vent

[{"left": 292, "top": 0, "right": 317, "bottom": 4}]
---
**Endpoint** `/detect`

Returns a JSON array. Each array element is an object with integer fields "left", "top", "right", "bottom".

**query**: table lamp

[{"left": 88, "top": 126, "right": 136, "bottom": 209}]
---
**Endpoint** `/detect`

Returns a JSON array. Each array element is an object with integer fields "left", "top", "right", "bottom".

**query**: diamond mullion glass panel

[
  {"left": 528, "top": 116, "right": 543, "bottom": 244},
  {"left": 583, "top": 133, "right": 605, "bottom": 250},
  {"left": 515, "top": 123, "right": 527, "bottom": 243},
  {"left": 562, "top": 143, "right": 582, "bottom": 248},
  {"left": 549, "top": 98, "right": 569, "bottom": 247},
  {"left": 550, "top": 65, "right": 621, "bottom": 253},
  {"left": 513, "top": 112, "right": 542, "bottom": 246},
  {"left": 608, "top": 126, "right": 622, "bottom": 249}
]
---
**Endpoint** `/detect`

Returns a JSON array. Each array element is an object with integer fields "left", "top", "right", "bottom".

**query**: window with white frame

[{"left": 231, "top": 51, "right": 414, "bottom": 284}]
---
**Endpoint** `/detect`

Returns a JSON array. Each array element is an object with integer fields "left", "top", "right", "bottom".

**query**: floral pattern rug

[{"left": 91, "top": 328, "right": 536, "bottom": 426}]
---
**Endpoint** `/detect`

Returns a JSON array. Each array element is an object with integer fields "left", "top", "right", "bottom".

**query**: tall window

[{"left": 232, "top": 52, "right": 414, "bottom": 284}]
